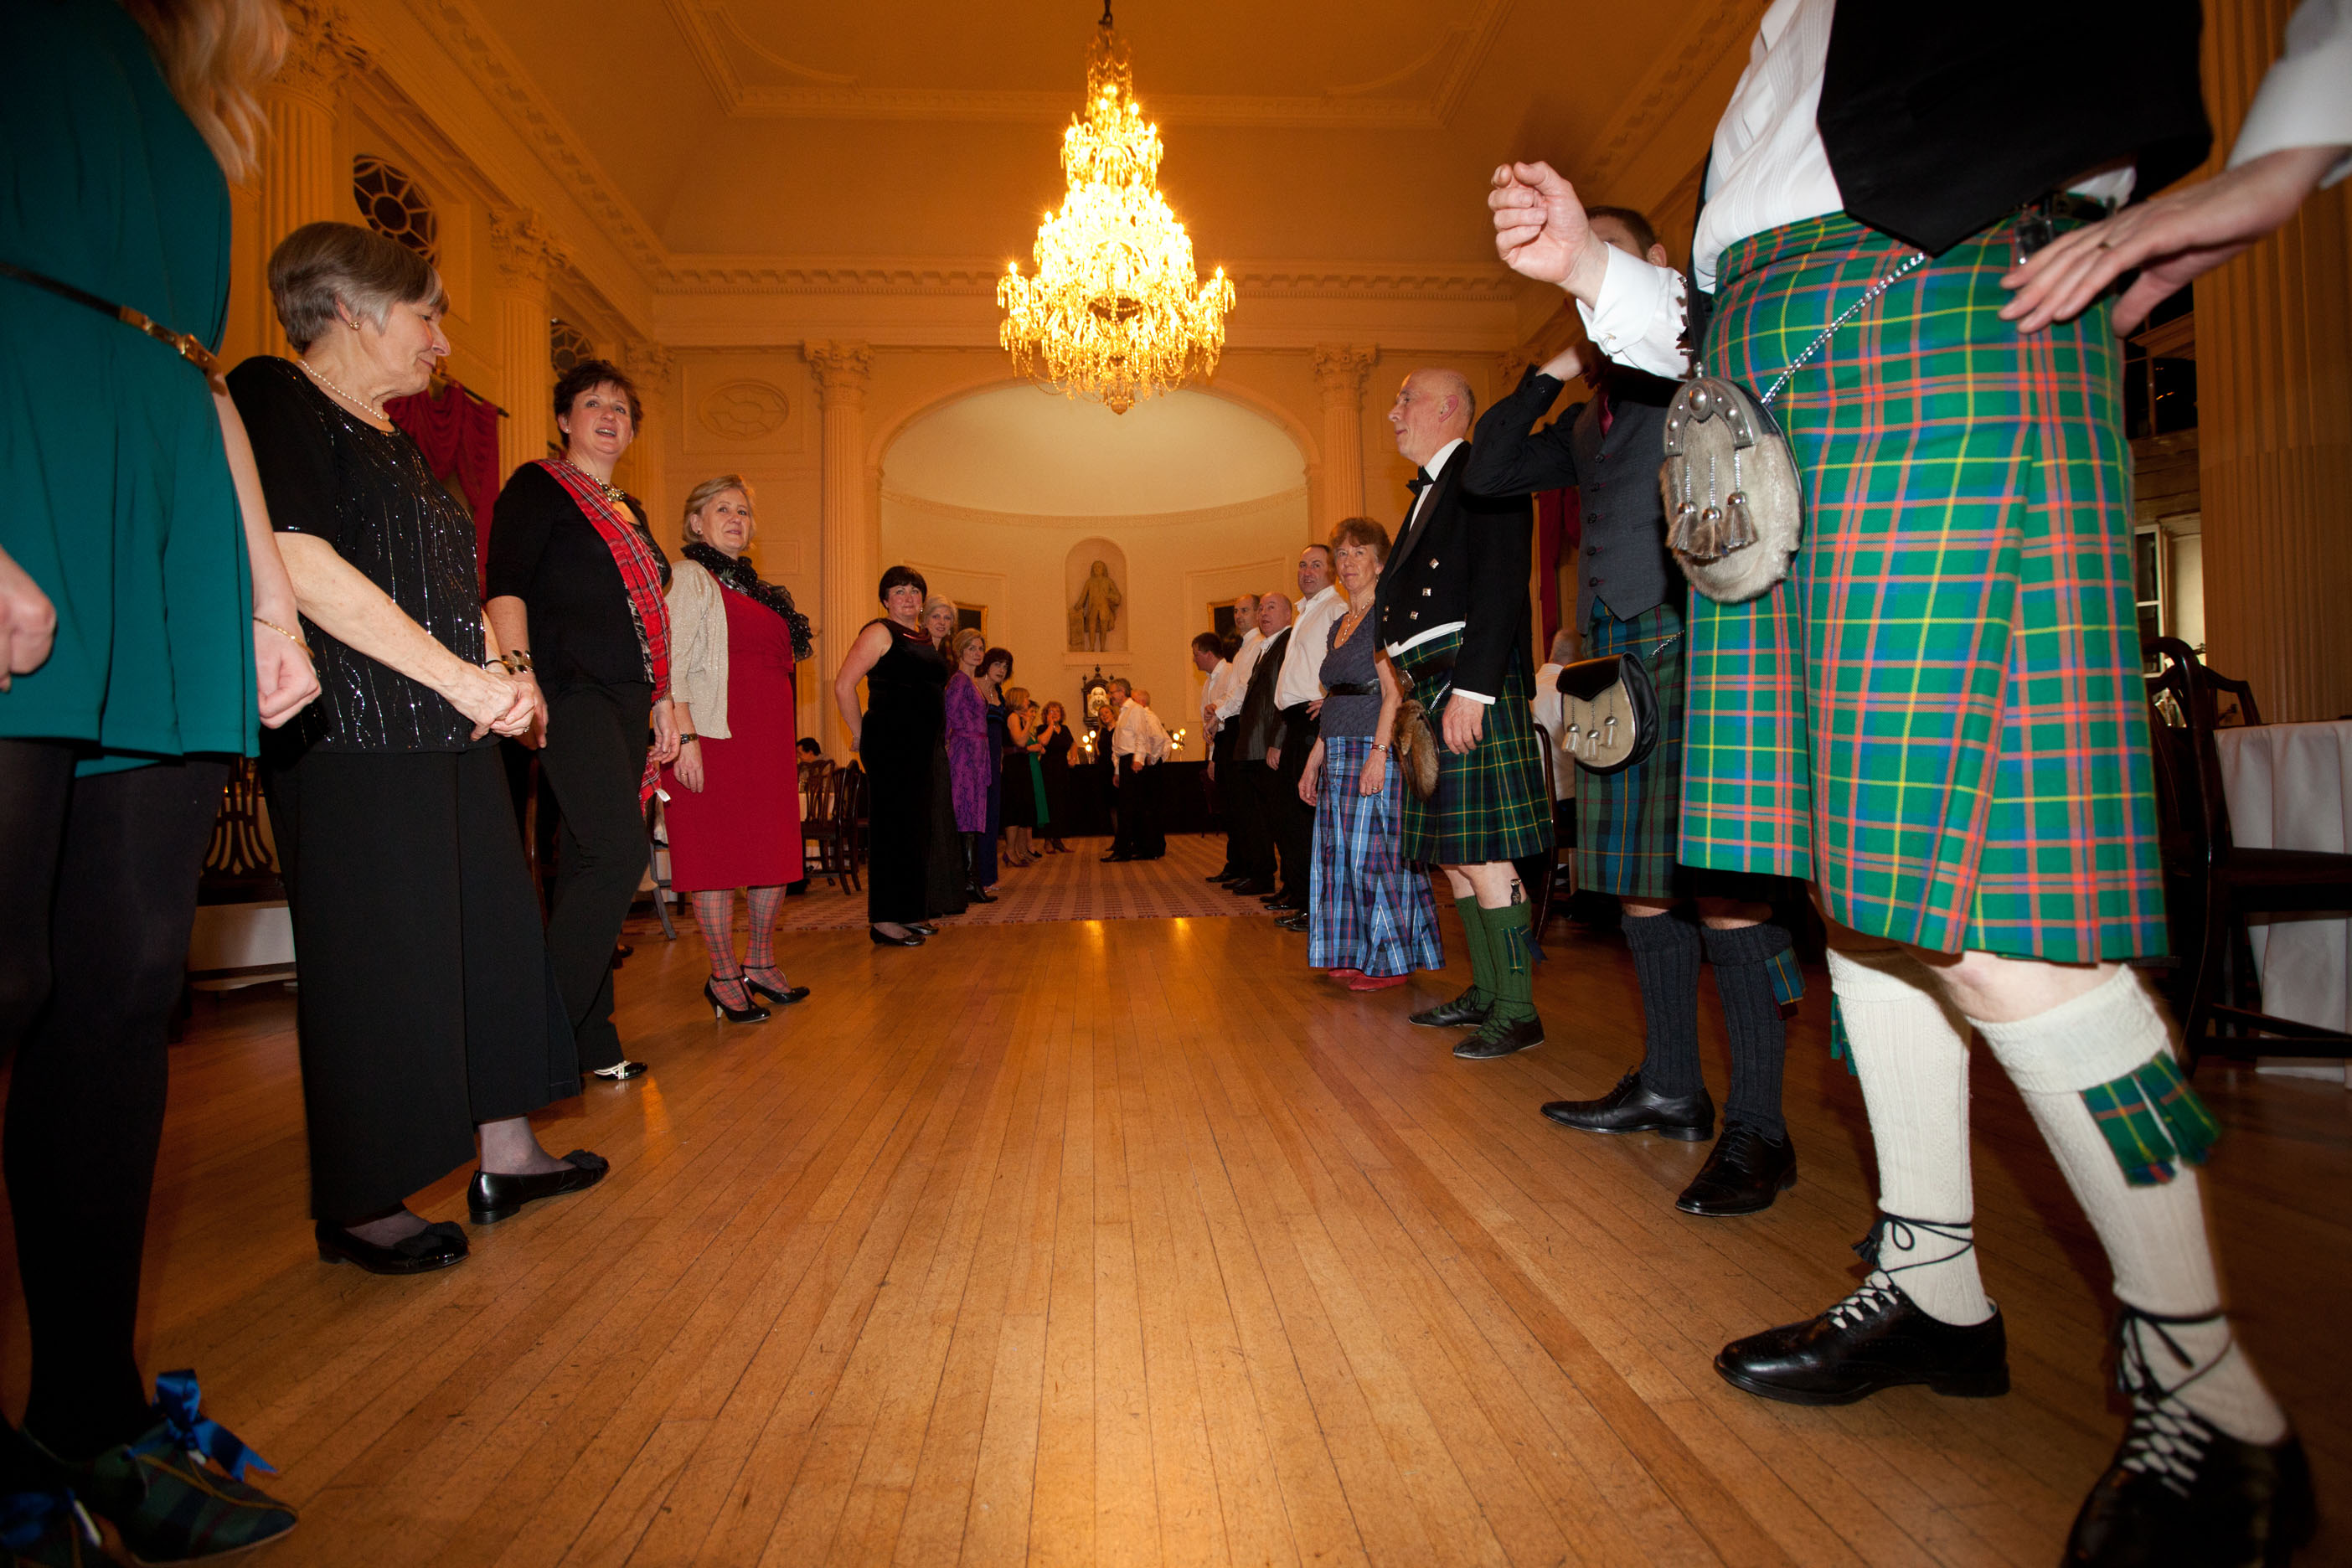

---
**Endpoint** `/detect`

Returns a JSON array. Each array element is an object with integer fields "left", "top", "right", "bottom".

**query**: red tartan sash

[{"left": 535, "top": 458, "right": 672, "bottom": 802}]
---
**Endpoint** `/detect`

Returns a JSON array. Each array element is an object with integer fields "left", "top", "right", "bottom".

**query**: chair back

[{"left": 2144, "top": 637, "right": 2259, "bottom": 869}]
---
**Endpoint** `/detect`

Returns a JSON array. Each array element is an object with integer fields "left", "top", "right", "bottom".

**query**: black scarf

[{"left": 683, "top": 541, "right": 812, "bottom": 660}]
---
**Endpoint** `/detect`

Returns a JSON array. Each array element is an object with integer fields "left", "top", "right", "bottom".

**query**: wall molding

[{"left": 881, "top": 486, "right": 1309, "bottom": 533}]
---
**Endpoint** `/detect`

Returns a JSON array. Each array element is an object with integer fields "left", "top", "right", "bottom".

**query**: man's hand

[
  {"left": 2001, "top": 145, "right": 2346, "bottom": 336},
  {"left": 252, "top": 627, "right": 319, "bottom": 728},
  {"left": 1490, "top": 161, "right": 1612, "bottom": 304},
  {"left": 0, "top": 545, "right": 56, "bottom": 693},
  {"left": 1441, "top": 694, "right": 1486, "bottom": 753},
  {"left": 1307, "top": 699, "right": 1323, "bottom": 720},
  {"left": 1266, "top": 746, "right": 1281, "bottom": 771},
  {"left": 649, "top": 699, "right": 683, "bottom": 765}
]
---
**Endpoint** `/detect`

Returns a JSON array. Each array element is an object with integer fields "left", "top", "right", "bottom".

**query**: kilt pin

[{"left": 1681, "top": 212, "right": 2168, "bottom": 963}]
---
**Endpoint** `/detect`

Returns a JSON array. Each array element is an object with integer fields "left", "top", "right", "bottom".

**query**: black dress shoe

[
  {"left": 965, "top": 885, "right": 999, "bottom": 903},
  {"left": 1274, "top": 912, "right": 1309, "bottom": 932},
  {"left": 1206, "top": 868, "right": 1237, "bottom": 881},
  {"left": 1540, "top": 1071, "right": 1715, "bottom": 1140},
  {"left": 316, "top": 1217, "right": 467, "bottom": 1274},
  {"left": 1101, "top": 853, "right": 1133, "bottom": 863},
  {"left": 1715, "top": 1277, "right": 2009, "bottom": 1406},
  {"left": 743, "top": 975, "right": 812, "bottom": 1006},
  {"left": 1410, "top": 990, "right": 1491, "bottom": 1028},
  {"left": 1453, "top": 1013, "right": 1544, "bottom": 1059},
  {"left": 704, "top": 978, "right": 771, "bottom": 1024},
  {"left": 1228, "top": 877, "right": 1273, "bottom": 896},
  {"left": 870, "top": 926, "right": 926, "bottom": 946},
  {"left": 468, "top": 1149, "right": 611, "bottom": 1225},
  {"left": 1676, "top": 1123, "right": 1797, "bottom": 1215},
  {"left": 907, "top": 923, "right": 938, "bottom": 936},
  {"left": 2066, "top": 1416, "right": 2315, "bottom": 1566}
]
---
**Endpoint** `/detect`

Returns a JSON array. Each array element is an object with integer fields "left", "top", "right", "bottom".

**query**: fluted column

[
  {"left": 619, "top": 337, "right": 676, "bottom": 541},
  {"left": 806, "top": 340, "right": 875, "bottom": 754},
  {"left": 1313, "top": 344, "right": 1378, "bottom": 531},
  {"left": 487, "top": 209, "right": 561, "bottom": 481},
  {"left": 2193, "top": 0, "right": 2352, "bottom": 722},
  {"left": 258, "top": 1, "right": 361, "bottom": 355}
]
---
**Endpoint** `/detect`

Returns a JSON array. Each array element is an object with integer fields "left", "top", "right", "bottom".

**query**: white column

[
  {"left": 487, "top": 208, "right": 561, "bottom": 482},
  {"left": 257, "top": 1, "right": 360, "bottom": 356},
  {"left": 620, "top": 337, "right": 676, "bottom": 541},
  {"left": 1313, "top": 343, "right": 1379, "bottom": 532},
  {"left": 806, "top": 340, "right": 875, "bottom": 755}
]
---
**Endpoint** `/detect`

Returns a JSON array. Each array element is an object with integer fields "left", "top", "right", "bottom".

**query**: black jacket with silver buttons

[
  {"left": 1371, "top": 441, "right": 1534, "bottom": 700},
  {"left": 1465, "top": 364, "right": 1680, "bottom": 631}
]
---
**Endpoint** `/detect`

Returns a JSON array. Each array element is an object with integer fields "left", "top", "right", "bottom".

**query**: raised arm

[{"left": 1463, "top": 355, "right": 1586, "bottom": 499}]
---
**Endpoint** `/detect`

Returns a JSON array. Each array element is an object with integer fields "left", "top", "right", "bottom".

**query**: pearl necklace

[{"left": 297, "top": 358, "right": 387, "bottom": 420}]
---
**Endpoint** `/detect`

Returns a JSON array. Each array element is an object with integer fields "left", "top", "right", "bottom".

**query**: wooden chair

[
  {"left": 2143, "top": 637, "right": 2352, "bottom": 1069},
  {"left": 805, "top": 763, "right": 866, "bottom": 893}
]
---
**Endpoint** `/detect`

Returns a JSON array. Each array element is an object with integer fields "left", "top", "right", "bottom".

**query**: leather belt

[
  {"left": 1322, "top": 681, "right": 1378, "bottom": 697},
  {"left": 1, "top": 260, "right": 224, "bottom": 380}
]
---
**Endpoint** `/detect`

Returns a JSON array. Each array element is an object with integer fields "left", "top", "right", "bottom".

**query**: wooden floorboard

[{"left": 3, "top": 838, "right": 2346, "bottom": 1565}]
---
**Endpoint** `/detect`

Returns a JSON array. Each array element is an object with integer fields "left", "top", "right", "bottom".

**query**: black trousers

[
  {"left": 0, "top": 740, "right": 225, "bottom": 1463},
  {"left": 266, "top": 744, "right": 577, "bottom": 1223},
  {"left": 1264, "top": 709, "right": 1316, "bottom": 897},
  {"left": 1225, "top": 750, "right": 1275, "bottom": 880},
  {"left": 537, "top": 682, "right": 652, "bottom": 1071},
  {"left": 1113, "top": 761, "right": 1165, "bottom": 857}
]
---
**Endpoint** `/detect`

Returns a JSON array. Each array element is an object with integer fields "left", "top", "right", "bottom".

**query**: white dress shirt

[
  {"left": 1212, "top": 627, "right": 1266, "bottom": 723},
  {"left": 1385, "top": 436, "right": 1470, "bottom": 663},
  {"left": 1580, "top": 0, "right": 2350, "bottom": 379},
  {"left": 1277, "top": 585, "right": 1347, "bottom": 709},
  {"left": 1112, "top": 699, "right": 1169, "bottom": 766}
]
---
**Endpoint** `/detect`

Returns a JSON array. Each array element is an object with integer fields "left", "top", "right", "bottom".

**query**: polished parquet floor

[{"left": 4, "top": 840, "right": 2347, "bottom": 1566}]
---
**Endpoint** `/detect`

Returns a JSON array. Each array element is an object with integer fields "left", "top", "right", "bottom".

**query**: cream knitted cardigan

[{"left": 665, "top": 559, "right": 731, "bottom": 740}]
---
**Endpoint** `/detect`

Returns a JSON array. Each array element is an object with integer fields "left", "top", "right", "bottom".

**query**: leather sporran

[
  {"left": 1392, "top": 698, "right": 1442, "bottom": 800},
  {"left": 1554, "top": 652, "right": 1660, "bottom": 775},
  {"left": 1658, "top": 374, "right": 1801, "bottom": 604}
]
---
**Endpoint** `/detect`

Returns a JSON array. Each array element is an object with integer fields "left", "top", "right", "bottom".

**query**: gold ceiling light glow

[{"left": 998, "top": 3, "right": 1233, "bottom": 415}]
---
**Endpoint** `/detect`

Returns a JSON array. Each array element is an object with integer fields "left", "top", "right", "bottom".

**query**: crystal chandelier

[{"left": 998, "top": 4, "right": 1234, "bottom": 415}]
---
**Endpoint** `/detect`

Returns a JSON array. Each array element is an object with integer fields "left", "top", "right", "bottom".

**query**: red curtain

[
  {"left": 1534, "top": 486, "right": 1579, "bottom": 655},
  {"left": 387, "top": 378, "right": 503, "bottom": 578}
]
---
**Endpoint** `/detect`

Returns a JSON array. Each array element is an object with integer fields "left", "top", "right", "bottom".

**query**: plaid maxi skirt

[
  {"left": 1683, "top": 211, "right": 2166, "bottom": 962},
  {"left": 1395, "top": 630, "right": 1554, "bottom": 866},
  {"left": 1308, "top": 734, "right": 1446, "bottom": 977}
]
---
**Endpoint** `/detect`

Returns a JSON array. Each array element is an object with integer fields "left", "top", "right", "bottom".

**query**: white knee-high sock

[
  {"left": 1972, "top": 967, "right": 2287, "bottom": 1445},
  {"left": 1825, "top": 946, "right": 1992, "bottom": 1326}
]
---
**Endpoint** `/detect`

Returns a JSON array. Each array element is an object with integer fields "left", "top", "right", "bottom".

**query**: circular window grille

[
  {"left": 549, "top": 319, "right": 595, "bottom": 380},
  {"left": 351, "top": 157, "right": 436, "bottom": 263}
]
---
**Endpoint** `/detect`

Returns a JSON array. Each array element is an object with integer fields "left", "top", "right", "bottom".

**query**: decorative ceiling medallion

[
  {"left": 998, "top": 5, "right": 1232, "bottom": 415},
  {"left": 697, "top": 379, "right": 792, "bottom": 440}
]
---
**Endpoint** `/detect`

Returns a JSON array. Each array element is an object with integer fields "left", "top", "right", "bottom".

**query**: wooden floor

[{"left": 6, "top": 851, "right": 2348, "bottom": 1565}]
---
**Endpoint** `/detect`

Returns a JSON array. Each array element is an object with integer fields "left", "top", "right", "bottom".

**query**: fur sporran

[
  {"left": 1391, "top": 698, "right": 1442, "bottom": 801},
  {"left": 1554, "top": 652, "right": 1662, "bottom": 775},
  {"left": 1659, "top": 374, "right": 1801, "bottom": 604}
]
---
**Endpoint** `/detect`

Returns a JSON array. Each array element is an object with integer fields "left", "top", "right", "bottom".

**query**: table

[{"left": 2214, "top": 718, "right": 2352, "bottom": 1084}]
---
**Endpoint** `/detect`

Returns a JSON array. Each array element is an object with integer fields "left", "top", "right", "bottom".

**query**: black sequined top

[{"left": 229, "top": 357, "right": 489, "bottom": 753}]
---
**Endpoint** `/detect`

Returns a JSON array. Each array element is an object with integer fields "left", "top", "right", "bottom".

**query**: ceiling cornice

[
  {"left": 663, "top": 0, "right": 1514, "bottom": 129},
  {"left": 652, "top": 256, "right": 1522, "bottom": 303}
]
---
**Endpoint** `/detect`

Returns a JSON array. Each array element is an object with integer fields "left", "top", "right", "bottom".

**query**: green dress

[{"left": 0, "top": 0, "right": 255, "bottom": 771}]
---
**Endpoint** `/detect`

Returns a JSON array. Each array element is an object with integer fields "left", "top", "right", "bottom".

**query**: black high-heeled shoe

[
  {"left": 705, "top": 977, "right": 770, "bottom": 1023},
  {"left": 742, "top": 972, "right": 812, "bottom": 1006},
  {"left": 871, "top": 926, "right": 926, "bottom": 946}
]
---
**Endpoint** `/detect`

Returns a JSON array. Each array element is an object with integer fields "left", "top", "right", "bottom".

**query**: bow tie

[{"left": 1406, "top": 467, "right": 1433, "bottom": 495}]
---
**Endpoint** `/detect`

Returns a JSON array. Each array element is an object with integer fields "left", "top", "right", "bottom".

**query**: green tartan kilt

[
  {"left": 1576, "top": 601, "right": 1687, "bottom": 899},
  {"left": 1681, "top": 210, "right": 2166, "bottom": 962},
  {"left": 1395, "top": 631, "right": 1553, "bottom": 866}
]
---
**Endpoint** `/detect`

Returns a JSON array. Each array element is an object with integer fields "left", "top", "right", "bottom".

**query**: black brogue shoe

[
  {"left": 1675, "top": 1123, "right": 1798, "bottom": 1215},
  {"left": 1715, "top": 1276, "right": 2009, "bottom": 1406},
  {"left": 1410, "top": 989, "right": 1492, "bottom": 1028},
  {"left": 1540, "top": 1071, "right": 1714, "bottom": 1140}
]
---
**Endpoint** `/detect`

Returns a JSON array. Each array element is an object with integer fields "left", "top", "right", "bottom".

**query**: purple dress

[{"left": 945, "top": 673, "right": 991, "bottom": 832}]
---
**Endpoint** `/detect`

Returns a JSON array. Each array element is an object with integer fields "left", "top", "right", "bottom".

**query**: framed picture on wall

[
  {"left": 955, "top": 603, "right": 986, "bottom": 637},
  {"left": 1209, "top": 599, "right": 1241, "bottom": 643}
]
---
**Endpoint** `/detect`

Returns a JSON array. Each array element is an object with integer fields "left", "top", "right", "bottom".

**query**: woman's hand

[
  {"left": 1359, "top": 747, "right": 1388, "bottom": 797},
  {"left": 673, "top": 738, "right": 705, "bottom": 792},
  {"left": 1298, "top": 738, "right": 1325, "bottom": 806},
  {"left": 251, "top": 622, "right": 319, "bottom": 728},
  {"left": 649, "top": 699, "right": 683, "bottom": 765},
  {"left": 1, "top": 544, "right": 58, "bottom": 693},
  {"left": 447, "top": 663, "right": 520, "bottom": 740}
]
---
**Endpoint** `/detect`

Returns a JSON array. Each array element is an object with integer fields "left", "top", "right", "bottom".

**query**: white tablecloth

[{"left": 2214, "top": 719, "right": 2352, "bottom": 1081}]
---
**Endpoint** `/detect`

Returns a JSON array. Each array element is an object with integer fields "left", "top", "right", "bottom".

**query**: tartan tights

[{"left": 689, "top": 886, "right": 789, "bottom": 984}]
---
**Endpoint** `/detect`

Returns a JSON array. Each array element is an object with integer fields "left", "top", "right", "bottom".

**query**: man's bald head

[{"left": 1388, "top": 368, "right": 1477, "bottom": 466}]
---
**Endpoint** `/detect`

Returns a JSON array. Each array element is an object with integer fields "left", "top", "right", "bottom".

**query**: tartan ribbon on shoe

[
  {"left": 142, "top": 1370, "right": 276, "bottom": 1483},
  {"left": 2082, "top": 1052, "right": 2221, "bottom": 1187},
  {"left": 536, "top": 459, "right": 672, "bottom": 802}
]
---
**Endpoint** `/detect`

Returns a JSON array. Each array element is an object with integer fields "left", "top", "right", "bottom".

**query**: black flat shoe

[
  {"left": 743, "top": 975, "right": 812, "bottom": 1006},
  {"left": 1715, "top": 1277, "right": 2008, "bottom": 1406},
  {"left": 1410, "top": 990, "right": 1491, "bottom": 1028},
  {"left": 1676, "top": 1123, "right": 1796, "bottom": 1215},
  {"left": 468, "top": 1149, "right": 611, "bottom": 1225},
  {"left": 1227, "top": 877, "right": 1273, "bottom": 896},
  {"left": 907, "top": 922, "right": 938, "bottom": 936},
  {"left": 1274, "top": 912, "right": 1309, "bottom": 932},
  {"left": 705, "top": 978, "right": 771, "bottom": 1023},
  {"left": 870, "top": 926, "right": 926, "bottom": 946},
  {"left": 1540, "top": 1071, "right": 1715, "bottom": 1140},
  {"left": 1453, "top": 1013, "right": 1544, "bottom": 1059},
  {"left": 316, "top": 1217, "right": 467, "bottom": 1274},
  {"left": 591, "top": 1059, "right": 647, "bottom": 1081},
  {"left": 2066, "top": 1412, "right": 2314, "bottom": 1567}
]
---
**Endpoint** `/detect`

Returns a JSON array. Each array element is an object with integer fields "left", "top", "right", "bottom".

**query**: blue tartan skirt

[{"left": 1308, "top": 734, "right": 1446, "bottom": 977}]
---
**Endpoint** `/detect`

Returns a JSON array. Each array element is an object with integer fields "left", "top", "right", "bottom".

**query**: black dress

[
  {"left": 1035, "top": 722, "right": 1078, "bottom": 829},
  {"left": 1001, "top": 715, "right": 1037, "bottom": 829},
  {"left": 230, "top": 358, "right": 576, "bottom": 1225},
  {"left": 860, "top": 619, "right": 957, "bottom": 925}
]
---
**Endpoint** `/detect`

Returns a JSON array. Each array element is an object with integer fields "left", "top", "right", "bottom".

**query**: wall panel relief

[
  {"left": 681, "top": 357, "right": 810, "bottom": 456},
  {"left": 698, "top": 379, "right": 792, "bottom": 441}
]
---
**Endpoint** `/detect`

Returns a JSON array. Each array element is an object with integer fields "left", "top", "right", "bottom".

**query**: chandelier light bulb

[{"left": 997, "top": 8, "right": 1234, "bottom": 415}]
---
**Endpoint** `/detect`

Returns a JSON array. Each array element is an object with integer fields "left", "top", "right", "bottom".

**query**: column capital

[
  {"left": 486, "top": 207, "right": 563, "bottom": 289},
  {"left": 803, "top": 340, "right": 874, "bottom": 409},
  {"left": 271, "top": 0, "right": 366, "bottom": 106},
  {"left": 621, "top": 337, "right": 677, "bottom": 400},
  {"left": 1312, "top": 343, "right": 1379, "bottom": 402}
]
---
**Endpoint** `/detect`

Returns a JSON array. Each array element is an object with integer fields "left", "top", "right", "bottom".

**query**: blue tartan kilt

[
  {"left": 1308, "top": 734, "right": 1446, "bottom": 977},
  {"left": 1394, "top": 632, "right": 1553, "bottom": 866}
]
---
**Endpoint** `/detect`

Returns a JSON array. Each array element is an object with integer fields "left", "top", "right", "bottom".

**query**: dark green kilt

[
  {"left": 1395, "top": 630, "right": 1552, "bottom": 866},
  {"left": 1576, "top": 601, "right": 1687, "bottom": 900}
]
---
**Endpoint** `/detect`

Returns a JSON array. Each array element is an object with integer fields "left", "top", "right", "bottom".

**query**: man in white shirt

[
  {"left": 1490, "top": 3, "right": 2346, "bottom": 1555},
  {"left": 1264, "top": 546, "right": 1344, "bottom": 913},
  {"left": 1205, "top": 595, "right": 1264, "bottom": 881},
  {"left": 1105, "top": 679, "right": 1169, "bottom": 862}
]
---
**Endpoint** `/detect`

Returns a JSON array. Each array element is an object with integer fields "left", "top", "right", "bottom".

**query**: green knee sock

[
  {"left": 1483, "top": 898, "right": 1539, "bottom": 1021},
  {"left": 1454, "top": 895, "right": 1493, "bottom": 1006}
]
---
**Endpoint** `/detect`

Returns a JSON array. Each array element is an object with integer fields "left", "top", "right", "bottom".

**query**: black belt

[
  {"left": 1323, "top": 681, "right": 1377, "bottom": 697},
  {"left": 0, "top": 260, "right": 224, "bottom": 379}
]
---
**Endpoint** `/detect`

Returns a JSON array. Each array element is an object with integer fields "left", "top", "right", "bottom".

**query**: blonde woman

[
  {"left": 662, "top": 475, "right": 812, "bottom": 1022},
  {"left": 1, "top": 0, "right": 311, "bottom": 1557},
  {"left": 943, "top": 627, "right": 997, "bottom": 902}
]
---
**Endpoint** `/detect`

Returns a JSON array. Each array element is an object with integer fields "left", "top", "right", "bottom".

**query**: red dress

[{"left": 662, "top": 587, "right": 802, "bottom": 890}]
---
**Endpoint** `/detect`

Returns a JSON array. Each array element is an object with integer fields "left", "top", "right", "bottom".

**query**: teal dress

[{"left": 0, "top": 0, "right": 255, "bottom": 771}]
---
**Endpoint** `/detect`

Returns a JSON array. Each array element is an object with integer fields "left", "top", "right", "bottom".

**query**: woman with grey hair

[{"left": 228, "top": 220, "right": 608, "bottom": 1277}]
